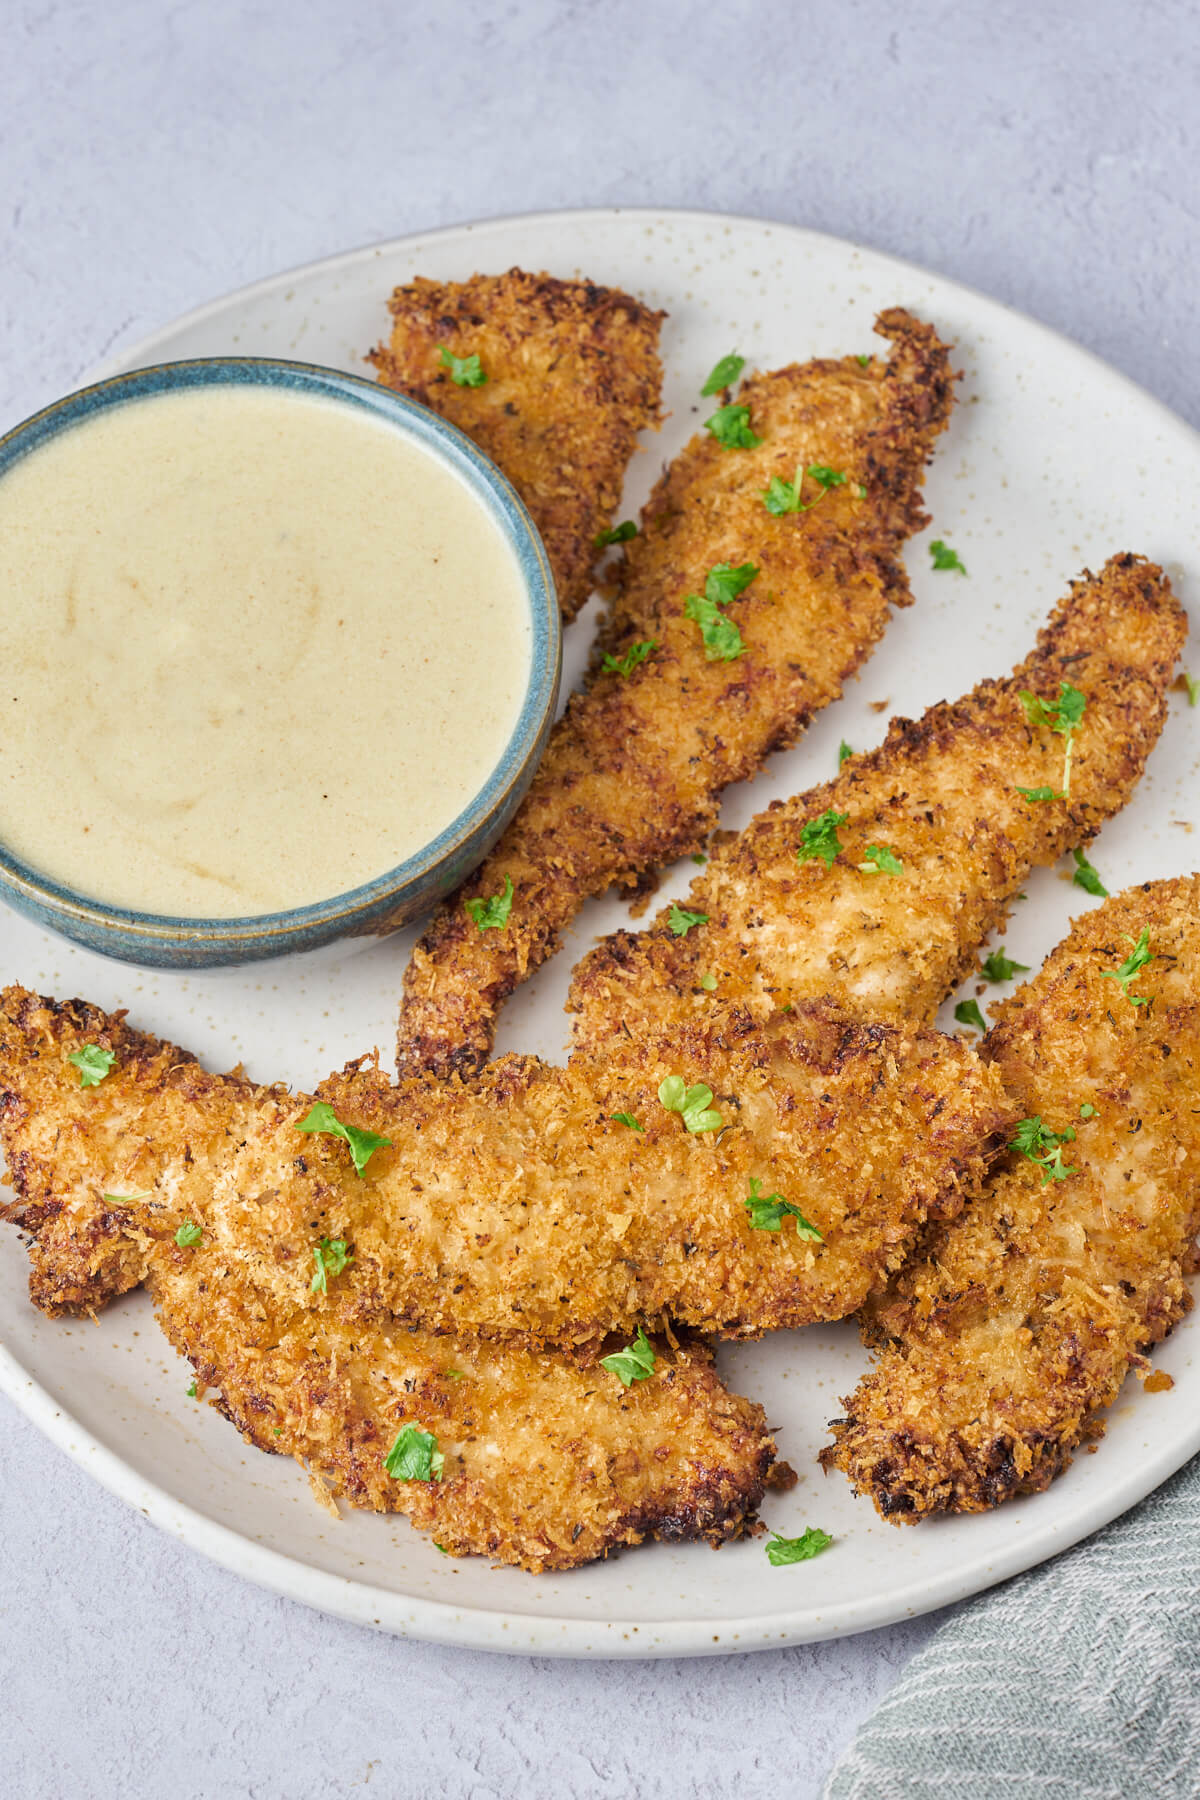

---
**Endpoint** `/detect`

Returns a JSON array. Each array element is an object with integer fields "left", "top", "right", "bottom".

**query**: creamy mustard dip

[{"left": 0, "top": 385, "right": 531, "bottom": 917}]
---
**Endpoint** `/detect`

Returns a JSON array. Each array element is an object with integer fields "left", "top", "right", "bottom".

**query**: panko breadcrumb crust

[
  {"left": 369, "top": 268, "right": 665, "bottom": 622},
  {"left": 0, "top": 988, "right": 776, "bottom": 1571},
  {"left": 395, "top": 308, "right": 957, "bottom": 1079},
  {"left": 823, "top": 877, "right": 1200, "bottom": 1521}
]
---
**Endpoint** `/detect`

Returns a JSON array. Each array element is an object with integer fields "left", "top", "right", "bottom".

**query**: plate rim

[{"left": 5, "top": 203, "right": 1199, "bottom": 1658}]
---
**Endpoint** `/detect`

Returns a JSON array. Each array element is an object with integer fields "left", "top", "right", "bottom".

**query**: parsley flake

[
  {"left": 1019, "top": 681, "right": 1088, "bottom": 795},
  {"left": 438, "top": 346, "right": 486, "bottom": 387},
  {"left": 611, "top": 1112, "right": 644, "bottom": 1132},
  {"left": 858, "top": 843, "right": 903, "bottom": 876},
  {"left": 855, "top": 353, "right": 871, "bottom": 367},
  {"left": 796, "top": 809, "right": 849, "bottom": 870},
  {"left": 102, "top": 1190, "right": 153, "bottom": 1205},
  {"left": 954, "top": 999, "right": 987, "bottom": 1033},
  {"left": 68, "top": 1044, "right": 115, "bottom": 1087},
  {"left": 311, "top": 1236, "right": 353, "bottom": 1295},
  {"left": 837, "top": 740, "right": 854, "bottom": 770},
  {"left": 296, "top": 1101, "right": 392, "bottom": 1178},
  {"left": 1184, "top": 671, "right": 1198, "bottom": 706},
  {"left": 464, "top": 874, "right": 514, "bottom": 931},
  {"left": 700, "top": 352, "right": 745, "bottom": 396},
  {"left": 600, "top": 1326, "right": 657, "bottom": 1387},
  {"left": 1079, "top": 1102, "right": 1096, "bottom": 1119},
  {"left": 658, "top": 1076, "right": 723, "bottom": 1134},
  {"left": 766, "top": 1527, "right": 832, "bottom": 1566},
  {"left": 383, "top": 1424, "right": 445, "bottom": 1482},
  {"left": 1072, "top": 847, "right": 1108, "bottom": 897},
  {"left": 602, "top": 638, "right": 657, "bottom": 678},
  {"left": 980, "top": 948, "right": 1029, "bottom": 984},
  {"left": 668, "top": 902, "right": 709, "bottom": 937},
  {"left": 683, "top": 563, "right": 757, "bottom": 664},
  {"left": 705, "top": 561, "right": 759, "bottom": 606},
  {"left": 1099, "top": 928, "right": 1155, "bottom": 1007},
  {"left": 744, "top": 1177, "right": 822, "bottom": 1240},
  {"left": 691, "top": 852, "right": 708, "bottom": 865},
  {"left": 929, "top": 540, "right": 967, "bottom": 574},
  {"left": 594, "top": 520, "right": 638, "bottom": 548},
  {"left": 1012, "top": 1116, "right": 1078, "bottom": 1184},
  {"left": 175, "top": 1219, "right": 203, "bottom": 1248},
  {"left": 761, "top": 463, "right": 849, "bottom": 517},
  {"left": 704, "top": 403, "right": 761, "bottom": 449},
  {"left": 699, "top": 972, "right": 718, "bottom": 992},
  {"left": 187, "top": 1381, "right": 197, "bottom": 1398},
  {"left": 1016, "top": 785, "right": 1061, "bottom": 804}
]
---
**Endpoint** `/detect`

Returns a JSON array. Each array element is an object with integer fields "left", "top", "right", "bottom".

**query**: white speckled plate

[{"left": 2, "top": 208, "right": 1198, "bottom": 1657}]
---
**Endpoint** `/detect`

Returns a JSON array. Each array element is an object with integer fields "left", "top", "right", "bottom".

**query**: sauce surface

[{"left": 0, "top": 385, "right": 531, "bottom": 917}]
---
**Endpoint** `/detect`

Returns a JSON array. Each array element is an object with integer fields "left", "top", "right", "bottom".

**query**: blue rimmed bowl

[{"left": 0, "top": 358, "right": 561, "bottom": 968}]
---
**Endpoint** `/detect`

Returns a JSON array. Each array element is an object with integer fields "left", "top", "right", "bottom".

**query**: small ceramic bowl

[{"left": 0, "top": 358, "right": 560, "bottom": 968}]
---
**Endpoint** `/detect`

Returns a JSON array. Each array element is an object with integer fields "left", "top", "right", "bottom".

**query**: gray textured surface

[{"left": 1, "top": 3, "right": 1195, "bottom": 1796}]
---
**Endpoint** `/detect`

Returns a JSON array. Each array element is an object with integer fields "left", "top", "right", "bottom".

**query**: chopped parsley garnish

[
  {"left": 1015, "top": 785, "right": 1060, "bottom": 804},
  {"left": 600, "top": 1326, "right": 657, "bottom": 1386},
  {"left": 594, "top": 520, "right": 638, "bottom": 548},
  {"left": 658, "top": 1076, "right": 723, "bottom": 1134},
  {"left": 383, "top": 1424, "right": 445, "bottom": 1482},
  {"left": 1099, "top": 928, "right": 1155, "bottom": 1007},
  {"left": 464, "top": 874, "right": 514, "bottom": 931},
  {"left": 858, "top": 843, "right": 903, "bottom": 876},
  {"left": 980, "top": 948, "right": 1029, "bottom": 984},
  {"left": 691, "top": 852, "right": 708, "bottom": 865},
  {"left": 1072, "top": 847, "right": 1108, "bottom": 897},
  {"left": 311, "top": 1236, "right": 353, "bottom": 1295},
  {"left": 704, "top": 403, "right": 761, "bottom": 449},
  {"left": 766, "top": 1526, "right": 833, "bottom": 1565},
  {"left": 296, "top": 1101, "right": 392, "bottom": 1178},
  {"left": 700, "top": 352, "right": 745, "bottom": 396},
  {"left": 1019, "top": 681, "right": 1088, "bottom": 796},
  {"left": 1184, "top": 671, "right": 1198, "bottom": 706},
  {"left": 602, "top": 638, "right": 657, "bottom": 678},
  {"left": 174, "top": 1220, "right": 203, "bottom": 1248},
  {"left": 929, "top": 539, "right": 967, "bottom": 574},
  {"left": 762, "top": 462, "right": 849, "bottom": 516},
  {"left": 1012, "top": 1115, "right": 1078, "bottom": 1184},
  {"left": 187, "top": 1381, "right": 197, "bottom": 1398},
  {"left": 855, "top": 353, "right": 871, "bottom": 367},
  {"left": 838, "top": 740, "right": 854, "bottom": 769},
  {"left": 795, "top": 808, "right": 849, "bottom": 870},
  {"left": 684, "top": 561, "right": 758, "bottom": 663},
  {"left": 744, "top": 1177, "right": 822, "bottom": 1240},
  {"left": 1079, "top": 1102, "right": 1096, "bottom": 1119},
  {"left": 68, "top": 1044, "right": 115, "bottom": 1087},
  {"left": 611, "top": 1112, "right": 644, "bottom": 1132},
  {"left": 102, "top": 1189, "right": 153, "bottom": 1204},
  {"left": 954, "top": 999, "right": 987, "bottom": 1033},
  {"left": 699, "top": 972, "right": 718, "bottom": 992},
  {"left": 438, "top": 346, "right": 486, "bottom": 387},
  {"left": 668, "top": 902, "right": 709, "bottom": 937}
]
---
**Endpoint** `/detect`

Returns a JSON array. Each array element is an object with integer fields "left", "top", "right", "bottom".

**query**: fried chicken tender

[
  {"left": 0, "top": 988, "right": 774, "bottom": 1571},
  {"left": 396, "top": 309, "right": 957, "bottom": 1079},
  {"left": 0, "top": 986, "right": 1011, "bottom": 1347},
  {"left": 369, "top": 269, "right": 665, "bottom": 622},
  {"left": 569, "top": 555, "right": 1185, "bottom": 1047},
  {"left": 822, "top": 876, "right": 1200, "bottom": 1521}
]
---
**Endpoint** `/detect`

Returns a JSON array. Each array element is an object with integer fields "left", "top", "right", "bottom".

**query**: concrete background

[{"left": 1, "top": 3, "right": 1196, "bottom": 1795}]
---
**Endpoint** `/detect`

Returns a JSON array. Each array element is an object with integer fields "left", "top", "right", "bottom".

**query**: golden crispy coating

[
  {"left": 569, "top": 556, "right": 1185, "bottom": 1047},
  {"left": 0, "top": 988, "right": 774, "bottom": 1571},
  {"left": 369, "top": 269, "right": 665, "bottom": 622},
  {"left": 397, "top": 308, "right": 957, "bottom": 1078},
  {"left": 822, "top": 877, "right": 1200, "bottom": 1521},
  {"left": 0, "top": 986, "right": 1011, "bottom": 1348}
]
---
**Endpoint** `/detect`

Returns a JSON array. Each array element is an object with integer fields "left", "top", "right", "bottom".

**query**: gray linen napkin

[{"left": 824, "top": 1452, "right": 1200, "bottom": 1799}]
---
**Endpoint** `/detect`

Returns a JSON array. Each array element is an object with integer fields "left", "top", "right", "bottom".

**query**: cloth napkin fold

[{"left": 824, "top": 1451, "right": 1200, "bottom": 1799}]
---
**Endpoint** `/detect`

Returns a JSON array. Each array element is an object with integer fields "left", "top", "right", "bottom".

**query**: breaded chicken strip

[
  {"left": 0, "top": 987, "right": 1010, "bottom": 1347},
  {"left": 369, "top": 269, "right": 665, "bottom": 622},
  {"left": 0, "top": 989, "right": 774, "bottom": 1571},
  {"left": 823, "top": 876, "right": 1200, "bottom": 1521},
  {"left": 397, "top": 309, "right": 957, "bottom": 1079},
  {"left": 570, "top": 556, "right": 1185, "bottom": 1046}
]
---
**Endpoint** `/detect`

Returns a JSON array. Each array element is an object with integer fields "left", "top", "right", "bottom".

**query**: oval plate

[{"left": 1, "top": 207, "right": 1197, "bottom": 1656}]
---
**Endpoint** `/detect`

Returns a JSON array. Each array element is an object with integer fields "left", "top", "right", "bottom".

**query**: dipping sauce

[{"left": 0, "top": 385, "right": 531, "bottom": 917}]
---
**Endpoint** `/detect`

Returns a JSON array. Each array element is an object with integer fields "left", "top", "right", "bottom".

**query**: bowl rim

[{"left": 0, "top": 355, "right": 561, "bottom": 942}]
